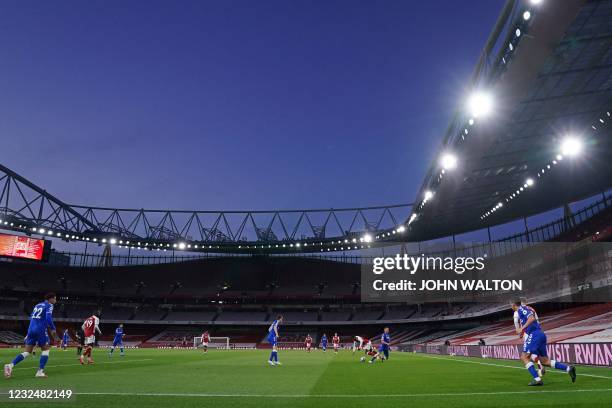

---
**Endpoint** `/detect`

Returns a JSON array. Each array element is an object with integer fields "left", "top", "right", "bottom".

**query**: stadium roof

[
  {"left": 408, "top": 0, "right": 612, "bottom": 241},
  {"left": 1, "top": 0, "right": 611, "bottom": 254}
]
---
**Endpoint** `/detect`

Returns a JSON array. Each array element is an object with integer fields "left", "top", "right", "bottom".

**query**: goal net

[{"left": 193, "top": 336, "right": 230, "bottom": 349}]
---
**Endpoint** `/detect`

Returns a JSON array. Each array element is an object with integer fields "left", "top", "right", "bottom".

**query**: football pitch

[{"left": 1, "top": 348, "right": 611, "bottom": 407}]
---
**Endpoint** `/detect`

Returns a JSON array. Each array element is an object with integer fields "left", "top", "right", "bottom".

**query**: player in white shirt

[{"left": 352, "top": 336, "right": 371, "bottom": 353}]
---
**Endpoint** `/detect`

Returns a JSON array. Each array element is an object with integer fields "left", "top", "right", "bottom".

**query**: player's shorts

[
  {"left": 112, "top": 339, "right": 123, "bottom": 347},
  {"left": 25, "top": 331, "right": 49, "bottom": 347},
  {"left": 84, "top": 335, "right": 96, "bottom": 345},
  {"left": 523, "top": 330, "right": 547, "bottom": 357},
  {"left": 306, "top": 343, "right": 311, "bottom": 348},
  {"left": 267, "top": 334, "right": 277, "bottom": 346},
  {"left": 202, "top": 342, "right": 209, "bottom": 347}
]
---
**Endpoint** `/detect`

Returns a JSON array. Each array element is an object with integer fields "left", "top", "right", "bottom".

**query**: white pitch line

[
  {"left": 12, "top": 358, "right": 153, "bottom": 370},
  {"left": 416, "top": 354, "right": 612, "bottom": 380},
  {"left": 0, "top": 389, "right": 605, "bottom": 398}
]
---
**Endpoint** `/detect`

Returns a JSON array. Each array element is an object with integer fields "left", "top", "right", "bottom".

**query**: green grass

[{"left": 1, "top": 348, "right": 611, "bottom": 407}]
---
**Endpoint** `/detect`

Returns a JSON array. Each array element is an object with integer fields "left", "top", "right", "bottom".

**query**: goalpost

[{"left": 193, "top": 336, "right": 230, "bottom": 349}]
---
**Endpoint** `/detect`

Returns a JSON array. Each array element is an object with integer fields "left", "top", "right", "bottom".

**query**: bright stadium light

[
  {"left": 467, "top": 91, "right": 493, "bottom": 118},
  {"left": 561, "top": 137, "right": 583, "bottom": 157},
  {"left": 440, "top": 153, "right": 458, "bottom": 170},
  {"left": 362, "top": 234, "right": 372, "bottom": 243},
  {"left": 109, "top": 238, "right": 117, "bottom": 245},
  {"left": 178, "top": 242, "right": 186, "bottom": 250},
  {"left": 397, "top": 225, "right": 406, "bottom": 233},
  {"left": 523, "top": 11, "right": 531, "bottom": 20},
  {"left": 530, "top": 0, "right": 543, "bottom": 5},
  {"left": 424, "top": 190, "right": 434, "bottom": 201},
  {"left": 408, "top": 213, "right": 417, "bottom": 224},
  {"left": 526, "top": 178, "right": 534, "bottom": 187}
]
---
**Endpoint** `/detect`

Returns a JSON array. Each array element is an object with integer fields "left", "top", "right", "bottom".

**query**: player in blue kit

[
  {"left": 511, "top": 300, "right": 576, "bottom": 386},
  {"left": 109, "top": 324, "right": 125, "bottom": 357},
  {"left": 321, "top": 334, "right": 328, "bottom": 352},
  {"left": 4, "top": 293, "right": 58, "bottom": 378},
  {"left": 267, "top": 315, "right": 283, "bottom": 366},
  {"left": 379, "top": 327, "right": 390, "bottom": 360},
  {"left": 61, "top": 329, "right": 70, "bottom": 350}
]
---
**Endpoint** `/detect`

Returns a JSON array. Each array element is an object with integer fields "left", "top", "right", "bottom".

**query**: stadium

[{"left": 0, "top": 0, "right": 611, "bottom": 407}]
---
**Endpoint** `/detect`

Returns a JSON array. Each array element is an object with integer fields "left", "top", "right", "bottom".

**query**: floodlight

[
  {"left": 467, "top": 91, "right": 493, "bottom": 118},
  {"left": 440, "top": 153, "right": 458, "bottom": 170},
  {"left": 561, "top": 137, "right": 583, "bottom": 157}
]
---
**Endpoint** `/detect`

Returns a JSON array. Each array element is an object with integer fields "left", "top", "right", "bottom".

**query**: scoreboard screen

[{"left": 0, "top": 232, "right": 46, "bottom": 261}]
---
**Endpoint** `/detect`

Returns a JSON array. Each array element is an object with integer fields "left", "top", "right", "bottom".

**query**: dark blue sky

[{"left": 1, "top": 0, "right": 504, "bottom": 211}]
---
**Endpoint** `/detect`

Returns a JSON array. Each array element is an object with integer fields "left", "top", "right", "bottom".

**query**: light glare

[
  {"left": 561, "top": 137, "right": 583, "bottom": 157},
  {"left": 467, "top": 91, "right": 493, "bottom": 118},
  {"left": 440, "top": 153, "right": 458, "bottom": 170}
]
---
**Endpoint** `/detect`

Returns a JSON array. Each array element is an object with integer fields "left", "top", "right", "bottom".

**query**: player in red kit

[
  {"left": 305, "top": 334, "right": 313, "bottom": 352},
  {"left": 201, "top": 331, "right": 210, "bottom": 353},
  {"left": 332, "top": 333, "right": 340, "bottom": 353},
  {"left": 80, "top": 314, "right": 101, "bottom": 365}
]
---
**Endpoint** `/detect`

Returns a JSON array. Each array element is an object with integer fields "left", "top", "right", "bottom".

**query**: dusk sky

[{"left": 1, "top": 0, "right": 504, "bottom": 212}]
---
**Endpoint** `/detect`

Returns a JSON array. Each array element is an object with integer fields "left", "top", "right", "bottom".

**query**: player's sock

[
  {"left": 269, "top": 350, "right": 275, "bottom": 362},
  {"left": 531, "top": 354, "right": 543, "bottom": 370},
  {"left": 525, "top": 362, "right": 541, "bottom": 381},
  {"left": 550, "top": 360, "right": 569, "bottom": 372},
  {"left": 11, "top": 351, "right": 30, "bottom": 367},
  {"left": 273, "top": 350, "right": 278, "bottom": 362},
  {"left": 120, "top": 347, "right": 124, "bottom": 355},
  {"left": 110, "top": 348, "right": 114, "bottom": 355},
  {"left": 39, "top": 350, "right": 49, "bottom": 370}
]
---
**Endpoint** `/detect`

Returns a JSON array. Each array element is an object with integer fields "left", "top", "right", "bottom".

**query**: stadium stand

[
  {"left": 420, "top": 303, "right": 612, "bottom": 347},
  {"left": 0, "top": 196, "right": 610, "bottom": 351},
  {"left": 216, "top": 311, "right": 267, "bottom": 322},
  {"left": 320, "top": 310, "right": 352, "bottom": 322},
  {"left": 0, "top": 331, "right": 23, "bottom": 345},
  {"left": 164, "top": 311, "right": 218, "bottom": 321}
]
